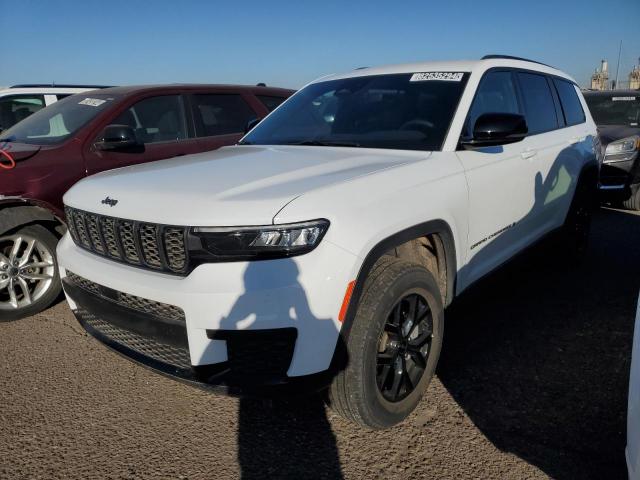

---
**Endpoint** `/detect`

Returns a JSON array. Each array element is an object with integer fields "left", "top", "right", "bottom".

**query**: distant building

[
  {"left": 630, "top": 61, "right": 640, "bottom": 90},
  {"left": 591, "top": 59, "right": 609, "bottom": 90}
]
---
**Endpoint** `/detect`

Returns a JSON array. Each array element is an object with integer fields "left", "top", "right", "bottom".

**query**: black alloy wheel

[{"left": 376, "top": 293, "right": 433, "bottom": 402}]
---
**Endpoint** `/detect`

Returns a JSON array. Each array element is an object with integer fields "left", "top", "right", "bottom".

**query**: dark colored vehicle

[
  {"left": 583, "top": 90, "right": 640, "bottom": 210},
  {"left": 0, "top": 84, "right": 294, "bottom": 320}
]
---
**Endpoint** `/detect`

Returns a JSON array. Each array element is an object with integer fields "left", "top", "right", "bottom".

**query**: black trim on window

[
  {"left": 182, "top": 93, "right": 197, "bottom": 139},
  {"left": 547, "top": 76, "right": 566, "bottom": 128}
]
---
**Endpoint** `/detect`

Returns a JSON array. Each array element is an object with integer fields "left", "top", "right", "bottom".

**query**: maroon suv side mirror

[{"left": 94, "top": 124, "right": 139, "bottom": 151}]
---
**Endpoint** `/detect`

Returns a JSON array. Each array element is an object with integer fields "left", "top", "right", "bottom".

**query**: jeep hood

[{"left": 64, "top": 145, "right": 428, "bottom": 225}]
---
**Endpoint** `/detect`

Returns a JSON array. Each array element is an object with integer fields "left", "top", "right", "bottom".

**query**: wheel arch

[
  {"left": 568, "top": 159, "right": 600, "bottom": 217},
  {"left": 341, "top": 219, "right": 457, "bottom": 338},
  {"left": 0, "top": 198, "right": 66, "bottom": 237}
]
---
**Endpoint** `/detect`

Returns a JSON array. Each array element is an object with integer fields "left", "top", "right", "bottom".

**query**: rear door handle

[{"left": 521, "top": 149, "right": 537, "bottom": 160}]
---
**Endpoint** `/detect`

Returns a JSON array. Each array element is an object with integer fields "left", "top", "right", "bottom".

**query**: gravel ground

[{"left": 0, "top": 208, "right": 638, "bottom": 479}]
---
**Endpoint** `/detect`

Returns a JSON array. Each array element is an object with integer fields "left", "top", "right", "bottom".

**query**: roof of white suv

[
  {"left": 0, "top": 84, "right": 111, "bottom": 97},
  {"left": 316, "top": 57, "right": 577, "bottom": 85}
]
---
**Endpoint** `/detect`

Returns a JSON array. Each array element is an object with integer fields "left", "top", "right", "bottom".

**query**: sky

[{"left": 1, "top": 0, "right": 639, "bottom": 90}]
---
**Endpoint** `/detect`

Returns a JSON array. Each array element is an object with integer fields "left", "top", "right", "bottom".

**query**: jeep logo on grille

[{"left": 101, "top": 197, "right": 118, "bottom": 207}]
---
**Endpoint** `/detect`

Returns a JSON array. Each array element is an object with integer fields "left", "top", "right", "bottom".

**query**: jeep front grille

[
  {"left": 65, "top": 271, "right": 186, "bottom": 323},
  {"left": 65, "top": 207, "right": 188, "bottom": 274}
]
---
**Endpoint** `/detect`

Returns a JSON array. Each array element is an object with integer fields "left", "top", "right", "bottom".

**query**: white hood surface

[{"left": 65, "top": 145, "right": 428, "bottom": 226}]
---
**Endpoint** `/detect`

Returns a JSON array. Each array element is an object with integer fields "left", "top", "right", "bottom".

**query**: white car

[
  {"left": 57, "top": 55, "right": 599, "bottom": 428},
  {"left": 629, "top": 293, "right": 640, "bottom": 480},
  {"left": 0, "top": 84, "right": 108, "bottom": 132}
]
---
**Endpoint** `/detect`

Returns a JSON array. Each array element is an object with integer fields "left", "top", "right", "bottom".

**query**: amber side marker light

[{"left": 338, "top": 281, "right": 356, "bottom": 323}]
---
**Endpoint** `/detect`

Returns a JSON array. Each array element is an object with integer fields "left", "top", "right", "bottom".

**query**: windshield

[
  {"left": 242, "top": 72, "right": 469, "bottom": 151},
  {"left": 585, "top": 94, "right": 640, "bottom": 126},
  {"left": 0, "top": 93, "right": 119, "bottom": 145}
]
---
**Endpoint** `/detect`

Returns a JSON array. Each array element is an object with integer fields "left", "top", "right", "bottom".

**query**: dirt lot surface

[{"left": 1, "top": 208, "right": 638, "bottom": 479}]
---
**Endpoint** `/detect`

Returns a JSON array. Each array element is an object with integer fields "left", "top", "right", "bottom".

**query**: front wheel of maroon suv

[
  {"left": 328, "top": 257, "right": 444, "bottom": 429},
  {"left": 0, "top": 225, "right": 61, "bottom": 321}
]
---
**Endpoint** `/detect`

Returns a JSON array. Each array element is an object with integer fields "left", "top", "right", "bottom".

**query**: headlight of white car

[
  {"left": 604, "top": 135, "right": 640, "bottom": 163},
  {"left": 191, "top": 219, "right": 330, "bottom": 261}
]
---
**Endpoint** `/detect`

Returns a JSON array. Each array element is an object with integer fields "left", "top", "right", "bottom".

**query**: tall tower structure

[
  {"left": 591, "top": 59, "right": 609, "bottom": 90},
  {"left": 630, "top": 58, "right": 640, "bottom": 90}
]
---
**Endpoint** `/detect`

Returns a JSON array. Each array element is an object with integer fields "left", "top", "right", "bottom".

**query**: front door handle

[{"left": 521, "top": 149, "right": 537, "bottom": 160}]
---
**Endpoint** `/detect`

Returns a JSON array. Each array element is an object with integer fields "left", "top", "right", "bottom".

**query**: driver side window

[
  {"left": 465, "top": 71, "right": 520, "bottom": 137},
  {"left": 112, "top": 95, "right": 187, "bottom": 144}
]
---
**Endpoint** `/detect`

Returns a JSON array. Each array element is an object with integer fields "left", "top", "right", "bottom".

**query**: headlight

[
  {"left": 191, "top": 219, "right": 329, "bottom": 261},
  {"left": 604, "top": 135, "right": 640, "bottom": 163}
]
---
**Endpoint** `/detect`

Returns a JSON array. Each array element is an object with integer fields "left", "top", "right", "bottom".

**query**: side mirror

[
  {"left": 461, "top": 113, "right": 528, "bottom": 148},
  {"left": 94, "top": 124, "right": 139, "bottom": 151},
  {"left": 244, "top": 118, "right": 261, "bottom": 134}
]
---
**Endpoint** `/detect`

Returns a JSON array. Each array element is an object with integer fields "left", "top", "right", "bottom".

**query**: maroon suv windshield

[{"left": 0, "top": 93, "right": 119, "bottom": 145}]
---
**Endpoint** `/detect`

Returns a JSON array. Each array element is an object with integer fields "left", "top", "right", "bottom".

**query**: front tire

[
  {"left": 0, "top": 225, "right": 61, "bottom": 322},
  {"left": 329, "top": 257, "right": 444, "bottom": 429}
]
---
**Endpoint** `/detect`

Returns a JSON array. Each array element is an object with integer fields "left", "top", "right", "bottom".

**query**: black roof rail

[
  {"left": 481, "top": 55, "right": 552, "bottom": 68},
  {"left": 256, "top": 83, "right": 266, "bottom": 87},
  {"left": 9, "top": 84, "right": 112, "bottom": 89}
]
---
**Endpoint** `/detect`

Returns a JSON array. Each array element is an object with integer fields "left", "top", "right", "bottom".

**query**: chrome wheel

[
  {"left": 0, "top": 233, "right": 55, "bottom": 311},
  {"left": 376, "top": 293, "right": 433, "bottom": 402}
]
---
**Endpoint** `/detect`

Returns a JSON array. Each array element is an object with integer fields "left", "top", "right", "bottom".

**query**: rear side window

[
  {"left": 113, "top": 95, "right": 187, "bottom": 144},
  {"left": 191, "top": 94, "right": 255, "bottom": 137},
  {"left": 0, "top": 95, "right": 45, "bottom": 131},
  {"left": 257, "top": 95, "right": 286, "bottom": 112},
  {"left": 516, "top": 72, "right": 559, "bottom": 134},
  {"left": 553, "top": 79, "right": 585, "bottom": 126},
  {"left": 466, "top": 71, "right": 520, "bottom": 136}
]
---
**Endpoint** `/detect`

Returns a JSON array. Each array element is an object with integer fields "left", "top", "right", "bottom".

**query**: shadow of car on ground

[{"left": 438, "top": 208, "right": 639, "bottom": 479}]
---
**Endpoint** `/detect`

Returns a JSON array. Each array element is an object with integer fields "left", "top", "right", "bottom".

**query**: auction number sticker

[
  {"left": 78, "top": 98, "right": 107, "bottom": 107},
  {"left": 612, "top": 97, "right": 636, "bottom": 101},
  {"left": 410, "top": 72, "right": 464, "bottom": 82}
]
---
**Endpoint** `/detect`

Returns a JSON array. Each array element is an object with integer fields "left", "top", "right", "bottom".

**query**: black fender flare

[
  {"left": 340, "top": 219, "right": 457, "bottom": 339},
  {"left": 0, "top": 199, "right": 64, "bottom": 236},
  {"left": 573, "top": 159, "right": 600, "bottom": 214}
]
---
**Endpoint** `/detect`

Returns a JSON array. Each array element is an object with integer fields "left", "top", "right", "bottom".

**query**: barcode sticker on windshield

[
  {"left": 78, "top": 98, "right": 106, "bottom": 107},
  {"left": 612, "top": 97, "right": 636, "bottom": 101},
  {"left": 410, "top": 72, "right": 464, "bottom": 82}
]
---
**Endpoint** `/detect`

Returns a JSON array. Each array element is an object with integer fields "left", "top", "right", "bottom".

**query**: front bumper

[{"left": 57, "top": 233, "right": 359, "bottom": 392}]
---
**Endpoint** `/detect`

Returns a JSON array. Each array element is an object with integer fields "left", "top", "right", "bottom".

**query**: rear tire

[
  {"left": 328, "top": 256, "right": 444, "bottom": 429},
  {"left": 559, "top": 173, "right": 594, "bottom": 261},
  {"left": 623, "top": 184, "right": 640, "bottom": 211},
  {"left": 0, "top": 224, "right": 61, "bottom": 322}
]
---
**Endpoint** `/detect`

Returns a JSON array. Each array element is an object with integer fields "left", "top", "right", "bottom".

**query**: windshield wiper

[
  {"left": 289, "top": 140, "right": 362, "bottom": 148},
  {"left": 0, "top": 135, "right": 15, "bottom": 143}
]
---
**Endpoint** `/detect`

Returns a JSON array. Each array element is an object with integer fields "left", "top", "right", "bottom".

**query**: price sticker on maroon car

[{"left": 78, "top": 98, "right": 107, "bottom": 107}]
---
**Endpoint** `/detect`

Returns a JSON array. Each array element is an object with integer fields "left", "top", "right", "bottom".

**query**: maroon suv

[{"left": 0, "top": 84, "right": 294, "bottom": 320}]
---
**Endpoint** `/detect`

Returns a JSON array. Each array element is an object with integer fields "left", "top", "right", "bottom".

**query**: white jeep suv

[{"left": 58, "top": 56, "right": 599, "bottom": 429}]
